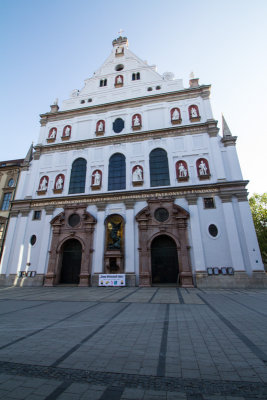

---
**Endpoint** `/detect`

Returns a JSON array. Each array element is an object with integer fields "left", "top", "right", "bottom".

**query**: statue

[
  {"left": 56, "top": 175, "right": 63, "bottom": 189},
  {"left": 133, "top": 115, "right": 140, "bottom": 126},
  {"left": 108, "top": 221, "right": 121, "bottom": 249},
  {"left": 93, "top": 170, "right": 101, "bottom": 186},
  {"left": 178, "top": 163, "right": 187, "bottom": 177},
  {"left": 133, "top": 166, "right": 143, "bottom": 181},
  {"left": 49, "top": 128, "right": 56, "bottom": 138},
  {"left": 172, "top": 109, "right": 180, "bottom": 120},
  {"left": 64, "top": 126, "right": 71, "bottom": 136},
  {"left": 97, "top": 121, "right": 104, "bottom": 132},
  {"left": 40, "top": 177, "right": 48, "bottom": 191},
  {"left": 190, "top": 107, "right": 198, "bottom": 118},
  {"left": 116, "top": 76, "right": 122, "bottom": 84},
  {"left": 53, "top": 98, "right": 58, "bottom": 105},
  {"left": 199, "top": 160, "right": 208, "bottom": 175},
  {"left": 116, "top": 46, "right": 123, "bottom": 54}
]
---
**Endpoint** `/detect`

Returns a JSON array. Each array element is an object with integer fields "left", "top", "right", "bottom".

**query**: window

[
  {"left": 208, "top": 224, "right": 218, "bottom": 237},
  {"left": 8, "top": 178, "right": 15, "bottom": 187},
  {"left": 156, "top": 85, "right": 161, "bottom": 90},
  {"left": 147, "top": 87, "right": 153, "bottom": 91},
  {"left": 30, "top": 235, "right": 37, "bottom": 246},
  {"left": 100, "top": 79, "right": 107, "bottom": 87},
  {"left": 33, "top": 211, "right": 41, "bottom": 220},
  {"left": 132, "top": 72, "right": 140, "bottom": 80},
  {"left": 1, "top": 193, "right": 12, "bottom": 211},
  {"left": 115, "top": 64, "right": 124, "bottom": 71},
  {"left": 113, "top": 118, "right": 124, "bottom": 133},
  {"left": 203, "top": 198, "right": 215, "bottom": 209},
  {"left": 0, "top": 223, "right": 5, "bottom": 239},
  {"left": 80, "top": 100, "right": 85, "bottom": 104},
  {"left": 108, "top": 153, "right": 126, "bottom": 190},
  {"left": 69, "top": 158, "right": 87, "bottom": 194},
  {"left": 149, "top": 148, "right": 170, "bottom": 187}
]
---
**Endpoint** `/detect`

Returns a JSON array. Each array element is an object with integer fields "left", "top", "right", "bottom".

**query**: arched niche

[
  {"left": 115, "top": 75, "right": 123, "bottom": 87},
  {"left": 189, "top": 105, "right": 200, "bottom": 122},
  {"left": 96, "top": 120, "right": 105, "bottom": 136},
  {"left": 196, "top": 158, "right": 210, "bottom": 180},
  {"left": 54, "top": 174, "right": 65, "bottom": 193},
  {"left": 62, "top": 125, "right": 71, "bottom": 140},
  {"left": 104, "top": 214, "right": 124, "bottom": 274},
  {"left": 176, "top": 160, "right": 189, "bottom": 182},
  {"left": 47, "top": 127, "right": 57, "bottom": 142},
  {"left": 170, "top": 108, "right": 182, "bottom": 125},
  {"left": 44, "top": 204, "right": 96, "bottom": 287},
  {"left": 136, "top": 198, "right": 193, "bottom": 287},
  {"left": 132, "top": 114, "right": 142, "bottom": 130},
  {"left": 37, "top": 176, "right": 49, "bottom": 195}
]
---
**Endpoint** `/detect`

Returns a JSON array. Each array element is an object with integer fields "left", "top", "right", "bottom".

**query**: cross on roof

[{"left": 118, "top": 29, "right": 124, "bottom": 36}]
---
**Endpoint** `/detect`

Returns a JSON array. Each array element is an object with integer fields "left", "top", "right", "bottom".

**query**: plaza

[{"left": 0, "top": 286, "right": 267, "bottom": 399}]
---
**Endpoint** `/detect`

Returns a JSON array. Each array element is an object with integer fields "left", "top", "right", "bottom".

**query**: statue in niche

[
  {"left": 116, "top": 76, "right": 122, "bottom": 84},
  {"left": 49, "top": 128, "right": 56, "bottom": 138},
  {"left": 108, "top": 221, "right": 121, "bottom": 249},
  {"left": 64, "top": 126, "right": 71, "bottom": 136},
  {"left": 172, "top": 109, "right": 180, "bottom": 120},
  {"left": 178, "top": 163, "right": 187, "bottom": 177},
  {"left": 55, "top": 175, "right": 63, "bottom": 189},
  {"left": 92, "top": 170, "right": 101, "bottom": 186},
  {"left": 133, "top": 166, "right": 143, "bottom": 181},
  {"left": 190, "top": 107, "right": 198, "bottom": 118},
  {"left": 133, "top": 115, "right": 141, "bottom": 126},
  {"left": 39, "top": 177, "right": 48, "bottom": 191},
  {"left": 199, "top": 160, "right": 208, "bottom": 175},
  {"left": 97, "top": 121, "right": 104, "bottom": 132},
  {"left": 116, "top": 46, "right": 123, "bottom": 54}
]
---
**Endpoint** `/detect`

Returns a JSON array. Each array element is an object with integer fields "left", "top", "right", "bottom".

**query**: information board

[{"left": 99, "top": 274, "right": 126, "bottom": 287}]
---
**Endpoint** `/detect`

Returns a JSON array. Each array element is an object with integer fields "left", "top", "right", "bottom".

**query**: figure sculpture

[
  {"left": 116, "top": 76, "right": 122, "bottom": 84},
  {"left": 190, "top": 107, "right": 198, "bottom": 118},
  {"left": 40, "top": 177, "right": 48, "bottom": 191},
  {"left": 199, "top": 160, "right": 208, "bottom": 175},
  {"left": 133, "top": 115, "right": 140, "bottom": 126},
  {"left": 56, "top": 176, "right": 63, "bottom": 189},
  {"left": 178, "top": 163, "right": 187, "bottom": 177},
  {"left": 172, "top": 109, "right": 180, "bottom": 120},
  {"left": 133, "top": 166, "right": 143, "bottom": 181},
  {"left": 98, "top": 121, "right": 104, "bottom": 132},
  {"left": 64, "top": 126, "right": 70, "bottom": 136},
  {"left": 49, "top": 128, "right": 56, "bottom": 138},
  {"left": 93, "top": 171, "right": 101, "bottom": 186},
  {"left": 108, "top": 221, "right": 121, "bottom": 249}
]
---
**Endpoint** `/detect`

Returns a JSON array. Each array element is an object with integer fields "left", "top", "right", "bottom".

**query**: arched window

[
  {"left": 136, "top": 72, "right": 140, "bottom": 80},
  {"left": 149, "top": 148, "right": 170, "bottom": 187},
  {"left": 132, "top": 73, "right": 136, "bottom": 81},
  {"left": 108, "top": 153, "right": 126, "bottom": 191},
  {"left": 69, "top": 158, "right": 87, "bottom": 194}
]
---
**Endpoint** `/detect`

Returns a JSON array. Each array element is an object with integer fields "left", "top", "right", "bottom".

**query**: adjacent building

[{"left": 0, "top": 36, "right": 265, "bottom": 287}]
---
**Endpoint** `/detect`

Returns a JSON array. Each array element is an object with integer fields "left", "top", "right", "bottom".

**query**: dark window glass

[
  {"left": 33, "top": 210, "right": 41, "bottom": 220},
  {"left": 156, "top": 85, "right": 161, "bottom": 90},
  {"left": 104, "top": 79, "right": 107, "bottom": 86},
  {"left": 147, "top": 87, "right": 153, "bottom": 91},
  {"left": 8, "top": 179, "right": 15, "bottom": 187},
  {"left": 0, "top": 223, "right": 5, "bottom": 239},
  {"left": 80, "top": 100, "right": 85, "bottom": 104},
  {"left": 30, "top": 235, "right": 37, "bottom": 246},
  {"left": 149, "top": 149, "right": 170, "bottom": 187},
  {"left": 68, "top": 214, "right": 81, "bottom": 227},
  {"left": 154, "top": 208, "right": 169, "bottom": 222},
  {"left": 88, "top": 98, "right": 92, "bottom": 102},
  {"left": 209, "top": 224, "right": 218, "bottom": 237},
  {"left": 108, "top": 153, "right": 126, "bottom": 190},
  {"left": 132, "top": 73, "right": 136, "bottom": 81},
  {"left": 115, "top": 64, "right": 124, "bottom": 71},
  {"left": 136, "top": 72, "right": 140, "bottom": 80},
  {"left": 100, "top": 80, "right": 103, "bottom": 87},
  {"left": 204, "top": 198, "right": 215, "bottom": 209},
  {"left": 1, "top": 193, "right": 11, "bottom": 210},
  {"left": 113, "top": 118, "right": 125, "bottom": 133},
  {"left": 69, "top": 158, "right": 87, "bottom": 194}
]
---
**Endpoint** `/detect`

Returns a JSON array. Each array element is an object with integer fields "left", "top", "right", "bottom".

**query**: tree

[{"left": 249, "top": 193, "right": 267, "bottom": 265}]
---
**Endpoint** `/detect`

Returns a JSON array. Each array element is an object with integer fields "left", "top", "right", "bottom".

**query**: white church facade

[{"left": 0, "top": 36, "right": 265, "bottom": 288}]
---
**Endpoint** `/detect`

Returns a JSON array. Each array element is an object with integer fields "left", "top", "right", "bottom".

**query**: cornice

[
  {"left": 221, "top": 136, "right": 237, "bottom": 147},
  {"left": 39, "top": 85, "right": 211, "bottom": 125},
  {"left": 34, "top": 120, "right": 218, "bottom": 156},
  {"left": 11, "top": 180, "right": 249, "bottom": 210}
]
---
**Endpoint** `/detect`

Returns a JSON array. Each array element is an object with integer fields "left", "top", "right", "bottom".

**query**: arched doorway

[
  {"left": 60, "top": 239, "right": 82, "bottom": 284},
  {"left": 151, "top": 235, "right": 179, "bottom": 284}
]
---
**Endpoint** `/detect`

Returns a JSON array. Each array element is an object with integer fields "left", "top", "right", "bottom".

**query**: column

[
  {"left": 125, "top": 200, "right": 136, "bottom": 286},
  {"left": 38, "top": 206, "right": 54, "bottom": 275},
  {"left": 91, "top": 203, "right": 106, "bottom": 284},
  {"left": 220, "top": 194, "right": 245, "bottom": 271},
  {"left": 186, "top": 194, "right": 206, "bottom": 271}
]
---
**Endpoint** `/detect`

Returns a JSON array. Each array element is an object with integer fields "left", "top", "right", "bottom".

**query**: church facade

[{"left": 0, "top": 36, "right": 265, "bottom": 288}]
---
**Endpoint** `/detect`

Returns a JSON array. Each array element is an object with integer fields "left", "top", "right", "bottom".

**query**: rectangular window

[
  {"left": 203, "top": 197, "right": 215, "bottom": 209},
  {"left": 0, "top": 223, "right": 5, "bottom": 239},
  {"left": 33, "top": 210, "right": 41, "bottom": 220},
  {"left": 1, "top": 193, "right": 12, "bottom": 211}
]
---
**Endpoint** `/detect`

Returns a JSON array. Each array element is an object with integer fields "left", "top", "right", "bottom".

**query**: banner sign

[{"left": 99, "top": 274, "right": 126, "bottom": 287}]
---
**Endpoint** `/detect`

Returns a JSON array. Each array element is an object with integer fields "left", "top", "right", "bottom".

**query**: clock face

[
  {"left": 8, "top": 179, "right": 14, "bottom": 187},
  {"left": 113, "top": 118, "right": 124, "bottom": 133},
  {"left": 154, "top": 208, "right": 169, "bottom": 222}
]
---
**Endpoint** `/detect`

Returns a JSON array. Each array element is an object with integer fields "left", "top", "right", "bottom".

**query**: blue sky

[{"left": 0, "top": 0, "right": 266, "bottom": 194}]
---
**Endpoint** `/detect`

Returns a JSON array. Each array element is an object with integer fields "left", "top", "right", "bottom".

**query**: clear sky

[{"left": 0, "top": 0, "right": 266, "bottom": 195}]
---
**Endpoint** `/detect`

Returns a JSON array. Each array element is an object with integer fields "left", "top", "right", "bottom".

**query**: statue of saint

[
  {"left": 116, "top": 76, "right": 122, "bottom": 84},
  {"left": 133, "top": 115, "right": 140, "bottom": 126},
  {"left": 40, "top": 177, "right": 48, "bottom": 191},
  {"left": 64, "top": 126, "right": 71, "bottom": 136},
  {"left": 116, "top": 46, "right": 123, "bottom": 54},
  {"left": 97, "top": 121, "right": 104, "bottom": 132},
  {"left": 133, "top": 166, "right": 143, "bottom": 181},
  {"left": 56, "top": 176, "right": 63, "bottom": 189},
  {"left": 93, "top": 170, "right": 101, "bottom": 186},
  {"left": 49, "top": 128, "right": 56, "bottom": 138},
  {"left": 172, "top": 109, "right": 180, "bottom": 120},
  {"left": 178, "top": 163, "right": 187, "bottom": 177},
  {"left": 190, "top": 107, "right": 198, "bottom": 118},
  {"left": 108, "top": 221, "right": 121, "bottom": 249},
  {"left": 199, "top": 160, "right": 208, "bottom": 175}
]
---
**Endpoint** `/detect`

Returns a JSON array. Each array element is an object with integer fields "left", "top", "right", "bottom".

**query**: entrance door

[
  {"left": 60, "top": 239, "right": 82, "bottom": 284},
  {"left": 151, "top": 235, "right": 179, "bottom": 284}
]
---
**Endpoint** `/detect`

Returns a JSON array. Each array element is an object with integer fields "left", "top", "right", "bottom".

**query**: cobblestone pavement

[{"left": 0, "top": 287, "right": 267, "bottom": 399}]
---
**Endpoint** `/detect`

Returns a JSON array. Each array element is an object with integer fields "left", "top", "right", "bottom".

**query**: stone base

[
  {"left": 61, "top": 136, "right": 70, "bottom": 141},
  {"left": 0, "top": 274, "right": 44, "bottom": 287},
  {"left": 180, "top": 271, "right": 194, "bottom": 287},
  {"left": 139, "top": 272, "right": 151, "bottom": 287},
  {"left": 91, "top": 273, "right": 136, "bottom": 287},
  {"left": 196, "top": 270, "right": 267, "bottom": 288},
  {"left": 171, "top": 119, "right": 182, "bottom": 125}
]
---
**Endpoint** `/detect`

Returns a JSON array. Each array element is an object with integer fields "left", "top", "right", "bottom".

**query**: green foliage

[{"left": 249, "top": 193, "right": 267, "bottom": 264}]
